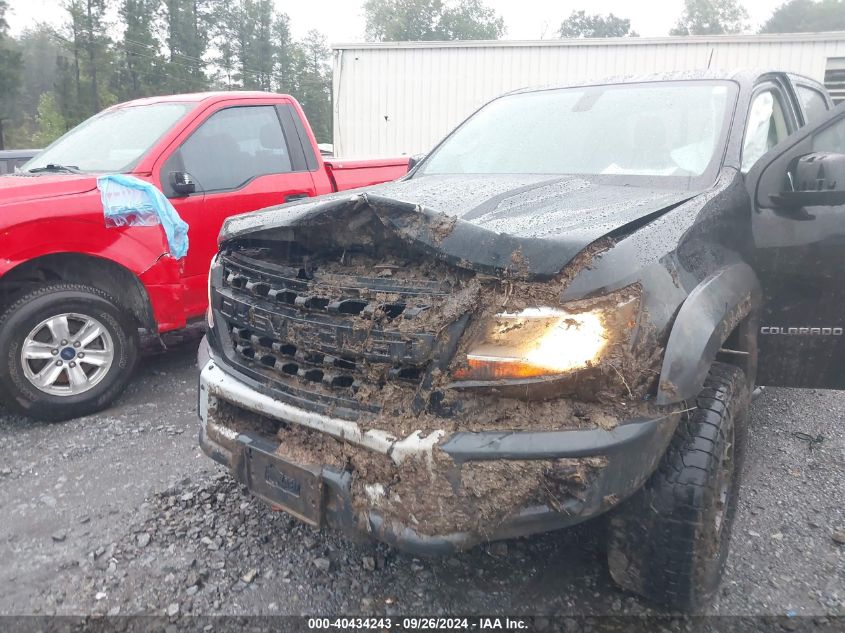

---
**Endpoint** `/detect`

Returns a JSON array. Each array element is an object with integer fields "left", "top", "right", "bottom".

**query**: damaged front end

[{"left": 198, "top": 193, "right": 682, "bottom": 552}]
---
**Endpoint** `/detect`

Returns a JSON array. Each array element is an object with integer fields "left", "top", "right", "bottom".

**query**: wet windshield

[
  {"left": 418, "top": 81, "right": 738, "bottom": 189},
  {"left": 23, "top": 102, "right": 193, "bottom": 174}
]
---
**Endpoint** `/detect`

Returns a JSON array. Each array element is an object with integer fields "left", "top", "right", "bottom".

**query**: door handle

[{"left": 285, "top": 193, "right": 310, "bottom": 203}]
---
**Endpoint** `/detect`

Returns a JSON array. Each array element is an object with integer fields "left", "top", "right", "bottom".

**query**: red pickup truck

[{"left": 0, "top": 92, "right": 409, "bottom": 421}]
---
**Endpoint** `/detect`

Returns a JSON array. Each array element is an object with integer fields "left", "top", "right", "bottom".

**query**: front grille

[{"left": 212, "top": 250, "right": 459, "bottom": 419}]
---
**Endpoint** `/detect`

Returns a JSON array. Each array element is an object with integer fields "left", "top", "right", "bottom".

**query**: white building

[{"left": 332, "top": 32, "right": 845, "bottom": 158}]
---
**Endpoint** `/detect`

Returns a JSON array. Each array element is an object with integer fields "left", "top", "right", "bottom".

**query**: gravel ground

[{"left": 0, "top": 342, "right": 843, "bottom": 624}]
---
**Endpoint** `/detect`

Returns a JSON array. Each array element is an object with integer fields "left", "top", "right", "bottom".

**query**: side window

[
  {"left": 741, "top": 90, "right": 791, "bottom": 173},
  {"left": 177, "top": 106, "right": 292, "bottom": 193},
  {"left": 812, "top": 116, "right": 845, "bottom": 153},
  {"left": 0, "top": 160, "right": 8, "bottom": 175},
  {"left": 796, "top": 86, "right": 830, "bottom": 125}
]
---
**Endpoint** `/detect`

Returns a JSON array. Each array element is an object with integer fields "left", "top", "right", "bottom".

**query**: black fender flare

[{"left": 656, "top": 262, "right": 761, "bottom": 405}]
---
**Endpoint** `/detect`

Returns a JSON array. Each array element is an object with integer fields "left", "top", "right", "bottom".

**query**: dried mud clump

[
  {"left": 272, "top": 422, "right": 611, "bottom": 537},
  {"left": 233, "top": 233, "right": 666, "bottom": 437}
]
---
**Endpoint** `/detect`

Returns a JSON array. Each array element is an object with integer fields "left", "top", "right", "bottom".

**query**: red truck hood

[{"left": 0, "top": 173, "right": 99, "bottom": 205}]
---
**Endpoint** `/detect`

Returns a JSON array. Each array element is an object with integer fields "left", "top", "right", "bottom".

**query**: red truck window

[{"left": 172, "top": 106, "right": 293, "bottom": 193}]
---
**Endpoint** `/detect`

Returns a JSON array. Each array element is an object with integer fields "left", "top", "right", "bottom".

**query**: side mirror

[
  {"left": 771, "top": 152, "right": 845, "bottom": 208},
  {"left": 407, "top": 153, "right": 426, "bottom": 173},
  {"left": 169, "top": 171, "right": 197, "bottom": 196}
]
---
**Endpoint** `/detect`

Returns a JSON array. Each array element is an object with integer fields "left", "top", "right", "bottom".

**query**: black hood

[{"left": 221, "top": 174, "right": 699, "bottom": 279}]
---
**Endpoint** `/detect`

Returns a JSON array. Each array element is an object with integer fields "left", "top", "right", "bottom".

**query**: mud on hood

[{"left": 221, "top": 174, "right": 699, "bottom": 279}]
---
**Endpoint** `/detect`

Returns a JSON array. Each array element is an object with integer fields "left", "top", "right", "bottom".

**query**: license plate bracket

[{"left": 245, "top": 444, "right": 324, "bottom": 526}]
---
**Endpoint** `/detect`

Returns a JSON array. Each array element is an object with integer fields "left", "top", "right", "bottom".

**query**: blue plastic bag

[{"left": 97, "top": 174, "right": 189, "bottom": 260}]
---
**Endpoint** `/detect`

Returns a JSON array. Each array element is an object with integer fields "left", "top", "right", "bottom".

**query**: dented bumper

[{"left": 198, "top": 340, "right": 679, "bottom": 554}]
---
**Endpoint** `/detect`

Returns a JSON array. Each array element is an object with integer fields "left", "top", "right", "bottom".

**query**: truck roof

[
  {"left": 109, "top": 91, "right": 291, "bottom": 109},
  {"left": 509, "top": 68, "right": 821, "bottom": 96}
]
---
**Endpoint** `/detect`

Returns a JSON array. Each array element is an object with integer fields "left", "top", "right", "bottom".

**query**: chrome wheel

[{"left": 20, "top": 313, "right": 114, "bottom": 396}]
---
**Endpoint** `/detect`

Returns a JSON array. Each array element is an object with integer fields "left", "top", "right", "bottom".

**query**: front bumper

[{"left": 197, "top": 339, "right": 679, "bottom": 555}]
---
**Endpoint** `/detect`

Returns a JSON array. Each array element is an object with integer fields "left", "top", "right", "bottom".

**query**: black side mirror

[
  {"left": 169, "top": 171, "right": 197, "bottom": 196},
  {"left": 407, "top": 153, "right": 425, "bottom": 173},
  {"left": 772, "top": 152, "right": 845, "bottom": 208}
]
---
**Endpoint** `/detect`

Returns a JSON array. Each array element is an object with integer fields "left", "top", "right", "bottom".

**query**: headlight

[{"left": 451, "top": 290, "right": 639, "bottom": 382}]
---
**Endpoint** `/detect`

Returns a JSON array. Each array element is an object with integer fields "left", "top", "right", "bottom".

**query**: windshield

[
  {"left": 418, "top": 80, "right": 738, "bottom": 189},
  {"left": 24, "top": 102, "right": 193, "bottom": 174}
]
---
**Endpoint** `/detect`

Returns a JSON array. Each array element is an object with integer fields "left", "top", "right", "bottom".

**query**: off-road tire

[
  {"left": 606, "top": 362, "right": 749, "bottom": 612},
  {"left": 0, "top": 283, "right": 139, "bottom": 421}
]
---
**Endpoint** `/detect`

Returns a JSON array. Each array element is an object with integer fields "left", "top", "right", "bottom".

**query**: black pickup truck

[{"left": 196, "top": 69, "right": 845, "bottom": 610}]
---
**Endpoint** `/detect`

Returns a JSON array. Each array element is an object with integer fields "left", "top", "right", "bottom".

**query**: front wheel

[
  {"left": 606, "top": 362, "right": 749, "bottom": 611},
  {"left": 0, "top": 283, "right": 139, "bottom": 421}
]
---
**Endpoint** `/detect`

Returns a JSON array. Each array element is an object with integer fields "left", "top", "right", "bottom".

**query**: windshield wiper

[{"left": 27, "top": 164, "right": 83, "bottom": 174}]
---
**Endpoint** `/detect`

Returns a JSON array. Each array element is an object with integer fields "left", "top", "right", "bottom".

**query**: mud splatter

[{"left": 269, "top": 422, "right": 610, "bottom": 536}]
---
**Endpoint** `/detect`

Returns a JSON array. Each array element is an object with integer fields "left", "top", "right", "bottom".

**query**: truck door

[
  {"left": 158, "top": 102, "right": 319, "bottom": 317},
  {"left": 748, "top": 102, "right": 845, "bottom": 388}
]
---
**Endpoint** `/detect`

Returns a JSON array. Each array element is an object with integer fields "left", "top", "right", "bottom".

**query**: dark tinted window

[
  {"left": 179, "top": 106, "right": 292, "bottom": 192},
  {"left": 813, "top": 115, "right": 845, "bottom": 153},
  {"left": 796, "top": 86, "right": 830, "bottom": 124}
]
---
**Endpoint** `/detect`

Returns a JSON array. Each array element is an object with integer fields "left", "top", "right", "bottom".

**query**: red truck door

[{"left": 157, "top": 101, "right": 319, "bottom": 317}]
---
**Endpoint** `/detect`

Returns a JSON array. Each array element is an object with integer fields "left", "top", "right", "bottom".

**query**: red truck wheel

[{"left": 0, "top": 283, "right": 139, "bottom": 421}]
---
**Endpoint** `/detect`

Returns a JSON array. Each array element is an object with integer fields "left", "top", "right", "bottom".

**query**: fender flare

[{"left": 656, "top": 262, "right": 761, "bottom": 405}]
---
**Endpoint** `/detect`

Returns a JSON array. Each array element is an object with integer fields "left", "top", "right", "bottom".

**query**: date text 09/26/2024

[{"left": 307, "top": 617, "right": 530, "bottom": 630}]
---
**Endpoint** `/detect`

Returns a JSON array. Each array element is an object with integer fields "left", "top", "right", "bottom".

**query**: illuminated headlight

[{"left": 452, "top": 291, "right": 639, "bottom": 382}]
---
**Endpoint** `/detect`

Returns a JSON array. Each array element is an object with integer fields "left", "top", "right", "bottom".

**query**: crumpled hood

[
  {"left": 222, "top": 174, "right": 700, "bottom": 279},
  {"left": 0, "top": 173, "right": 99, "bottom": 206}
]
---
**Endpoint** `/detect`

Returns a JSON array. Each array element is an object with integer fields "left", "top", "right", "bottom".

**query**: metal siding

[{"left": 333, "top": 34, "right": 845, "bottom": 157}]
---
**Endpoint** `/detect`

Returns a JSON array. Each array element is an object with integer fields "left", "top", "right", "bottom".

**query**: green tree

[
  {"left": 79, "top": 0, "right": 111, "bottom": 113},
  {"left": 437, "top": 0, "right": 505, "bottom": 39},
  {"left": 3, "top": 25, "right": 66, "bottom": 147},
  {"left": 364, "top": 0, "right": 504, "bottom": 41},
  {"left": 33, "top": 92, "right": 67, "bottom": 146},
  {"left": 272, "top": 12, "right": 296, "bottom": 94},
  {"left": 16, "top": 26, "right": 65, "bottom": 113},
  {"left": 118, "top": 0, "right": 166, "bottom": 99},
  {"left": 231, "top": 0, "right": 275, "bottom": 90},
  {"left": 760, "top": 0, "right": 845, "bottom": 33},
  {"left": 558, "top": 10, "right": 638, "bottom": 38},
  {"left": 294, "top": 30, "right": 332, "bottom": 142},
  {"left": 250, "top": 0, "right": 275, "bottom": 91},
  {"left": 212, "top": 1, "right": 298, "bottom": 92},
  {"left": 163, "top": 0, "right": 212, "bottom": 92},
  {"left": 231, "top": 2, "right": 255, "bottom": 88},
  {"left": 54, "top": 51, "right": 83, "bottom": 129},
  {"left": 210, "top": 1, "right": 237, "bottom": 88},
  {"left": 61, "top": 0, "right": 113, "bottom": 118},
  {"left": 62, "top": 1, "right": 85, "bottom": 123},
  {"left": 670, "top": 0, "right": 749, "bottom": 35},
  {"left": 0, "top": 0, "right": 22, "bottom": 149}
]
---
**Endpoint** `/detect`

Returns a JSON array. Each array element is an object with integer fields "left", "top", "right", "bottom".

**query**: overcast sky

[{"left": 6, "top": 0, "right": 788, "bottom": 43}]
